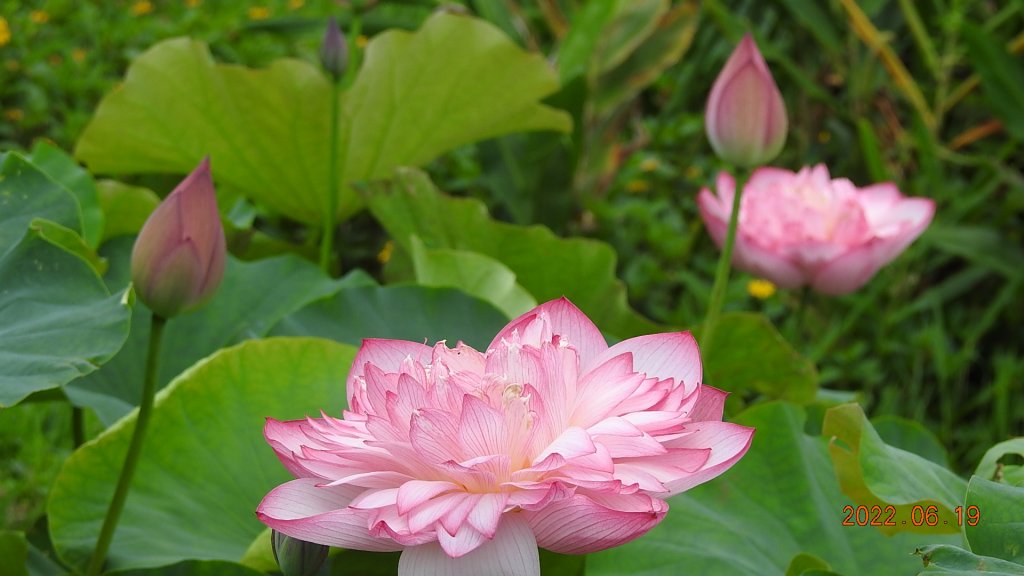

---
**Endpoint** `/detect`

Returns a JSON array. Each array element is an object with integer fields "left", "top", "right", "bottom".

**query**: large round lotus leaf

[
  {"left": 585, "top": 402, "right": 959, "bottom": 575},
  {"left": 74, "top": 13, "right": 570, "bottom": 224},
  {"left": 49, "top": 338, "right": 357, "bottom": 572},
  {"left": 0, "top": 216, "right": 131, "bottom": 410}
]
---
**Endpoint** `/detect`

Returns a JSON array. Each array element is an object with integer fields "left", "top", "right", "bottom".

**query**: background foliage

[{"left": 1, "top": 0, "right": 1022, "bottom": 575}]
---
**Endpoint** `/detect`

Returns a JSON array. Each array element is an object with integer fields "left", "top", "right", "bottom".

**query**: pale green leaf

[
  {"left": 824, "top": 404, "right": 967, "bottom": 535},
  {"left": 49, "top": 338, "right": 358, "bottom": 571},
  {"left": 75, "top": 13, "right": 571, "bottom": 224},
  {"left": 409, "top": 236, "right": 535, "bottom": 319}
]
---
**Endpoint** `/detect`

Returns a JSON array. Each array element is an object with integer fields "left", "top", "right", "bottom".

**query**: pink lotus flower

[
  {"left": 705, "top": 33, "right": 788, "bottom": 167},
  {"left": 130, "top": 157, "right": 226, "bottom": 318},
  {"left": 697, "top": 165, "right": 935, "bottom": 295},
  {"left": 258, "top": 298, "right": 754, "bottom": 575}
]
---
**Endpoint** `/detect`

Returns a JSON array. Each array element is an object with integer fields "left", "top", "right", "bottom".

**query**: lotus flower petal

[{"left": 398, "top": 514, "right": 539, "bottom": 576}]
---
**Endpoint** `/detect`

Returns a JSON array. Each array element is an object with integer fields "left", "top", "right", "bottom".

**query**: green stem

[
  {"left": 701, "top": 169, "right": 746, "bottom": 352},
  {"left": 319, "top": 80, "right": 342, "bottom": 275},
  {"left": 71, "top": 406, "right": 85, "bottom": 449},
  {"left": 85, "top": 315, "right": 166, "bottom": 576},
  {"left": 318, "top": 12, "right": 362, "bottom": 275}
]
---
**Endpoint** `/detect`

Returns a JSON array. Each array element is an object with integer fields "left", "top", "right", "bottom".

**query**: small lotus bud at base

[{"left": 272, "top": 530, "right": 329, "bottom": 576}]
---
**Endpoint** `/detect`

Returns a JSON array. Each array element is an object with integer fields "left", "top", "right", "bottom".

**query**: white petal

[{"left": 398, "top": 514, "right": 539, "bottom": 576}]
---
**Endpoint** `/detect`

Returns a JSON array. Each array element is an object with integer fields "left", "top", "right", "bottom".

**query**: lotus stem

[
  {"left": 72, "top": 406, "right": 85, "bottom": 449},
  {"left": 702, "top": 169, "right": 746, "bottom": 353},
  {"left": 319, "top": 80, "right": 342, "bottom": 275},
  {"left": 85, "top": 314, "right": 166, "bottom": 576}
]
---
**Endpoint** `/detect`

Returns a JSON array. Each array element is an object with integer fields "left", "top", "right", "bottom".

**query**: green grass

[{"left": 1, "top": 402, "right": 73, "bottom": 531}]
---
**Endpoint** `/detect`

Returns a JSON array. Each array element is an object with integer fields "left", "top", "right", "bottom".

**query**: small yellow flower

[
  {"left": 747, "top": 279, "right": 777, "bottom": 300},
  {"left": 684, "top": 165, "right": 702, "bottom": 179},
  {"left": 185, "top": 0, "right": 201, "bottom": 7},
  {"left": 639, "top": 158, "right": 660, "bottom": 173},
  {"left": 248, "top": 6, "right": 270, "bottom": 20},
  {"left": 625, "top": 179, "right": 650, "bottom": 194},
  {"left": 287, "top": 0, "right": 304, "bottom": 9},
  {"left": 72, "top": 48, "right": 87, "bottom": 63},
  {"left": 131, "top": 1, "right": 154, "bottom": 16},
  {"left": 356, "top": 35, "right": 368, "bottom": 49},
  {"left": 30, "top": 10, "right": 50, "bottom": 24},
  {"left": 4, "top": 108, "right": 24, "bottom": 122},
  {"left": 377, "top": 240, "right": 394, "bottom": 264},
  {"left": 0, "top": 17, "right": 10, "bottom": 47}
]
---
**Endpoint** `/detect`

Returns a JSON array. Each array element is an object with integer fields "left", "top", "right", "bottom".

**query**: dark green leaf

[
  {"left": 107, "top": 560, "right": 265, "bottom": 576},
  {"left": 0, "top": 225, "right": 131, "bottom": 407},
  {"left": 0, "top": 531, "right": 29, "bottom": 576},
  {"left": 26, "top": 141, "right": 104, "bottom": 248},
  {"left": 0, "top": 153, "right": 81, "bottom": 259},
  {"left": 270, "top": 284, "right": 510, "bottom": 352}
]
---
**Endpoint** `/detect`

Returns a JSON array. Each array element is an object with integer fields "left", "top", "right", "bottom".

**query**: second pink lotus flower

[
  {"left": 258, "top": 298, "right": 754, "bottom": 575},
  {"left": 698, "top": 165, "right": 935, "bottom": 295}
]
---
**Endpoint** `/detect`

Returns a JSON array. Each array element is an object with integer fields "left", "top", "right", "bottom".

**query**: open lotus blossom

[
  {"left": 698, "top": 165, "right": 935, "bottom": 295},
  {"left": 258, "top": 298, "right": 754, "bottom": 575}
]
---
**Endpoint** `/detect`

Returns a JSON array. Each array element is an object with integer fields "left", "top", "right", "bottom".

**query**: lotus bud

[
  {"left": 272, "top": 530, "right": 328, "bottom": 576},
  {"left": 705, "top": 33, "right": 788, "bottom": 167},
  {"left": 320, "top": 17, "right": 348, "bottom": 82},
  {"left": 130, "top": 157, "right": 226, "bottom": 318}
]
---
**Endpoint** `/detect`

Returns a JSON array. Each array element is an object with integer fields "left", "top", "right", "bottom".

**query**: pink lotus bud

[
  {"left": 705, "top": 34, "right": 788, "bottom": 167},
  {"left": 320, "top": 17, "right": 348, "bottom": 82},
  {"left": 258, "top": 298, "right": 754, "bottom": 574},
  {"left": 697, "top": 165, "right": 935, "bottom": 295},
  {"left": 130, "top": 157, "right": 226, "bottom": 318}
]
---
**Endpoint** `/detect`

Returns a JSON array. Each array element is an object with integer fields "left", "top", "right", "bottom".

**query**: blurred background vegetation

[{"left": 1, "top": 0, "right": 1021, "bottom": 535}]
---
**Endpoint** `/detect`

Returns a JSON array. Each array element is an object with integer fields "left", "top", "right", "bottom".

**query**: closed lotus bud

[
  {"left": 130, "top": 157, "right": 226, "bottom": 318},
  {"left": 272, "top": 530, "right": 328, "bottom": 576},
  {"left": 320, "top": 17, "right": 348, "bottom": 82},
  {"left": 705, "top": 33, "right": 788, "bottom": 167}
]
